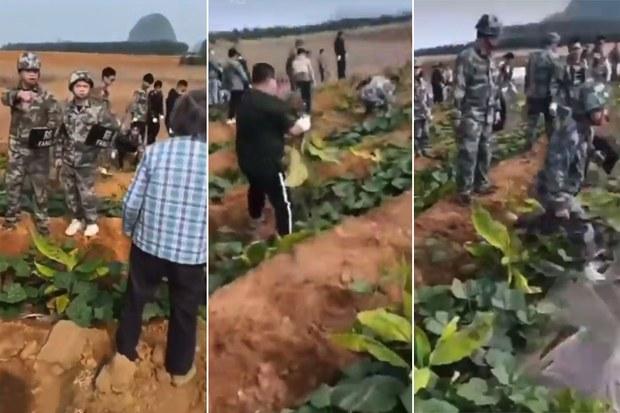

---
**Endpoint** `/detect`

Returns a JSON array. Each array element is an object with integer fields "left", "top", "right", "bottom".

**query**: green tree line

[{"left": 1, "top": 41, "right": 189, "bottom": 55}]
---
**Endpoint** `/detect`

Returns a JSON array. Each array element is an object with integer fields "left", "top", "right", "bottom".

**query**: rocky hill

[
  {"left": 128, "top": 13, "right": 177, "bottom": 42},
  {"left": 544, "top": 0, "right": 620, "bottom": 22}
]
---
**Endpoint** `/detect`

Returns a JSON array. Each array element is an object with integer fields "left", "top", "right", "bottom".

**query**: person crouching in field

[
  {"left": 55, "top": 70, "right": 120, "bottom": 238},
  {"left": 96, "top": 90, "right": 207, "bottom": 390},
  {"left": 113, "top": 122, "right": 143, "bottom": 170}
]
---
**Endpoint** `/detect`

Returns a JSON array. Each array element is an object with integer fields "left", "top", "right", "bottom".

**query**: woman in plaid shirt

[{"left": 97, "top": 90, "right": 206, "bottom": 389}]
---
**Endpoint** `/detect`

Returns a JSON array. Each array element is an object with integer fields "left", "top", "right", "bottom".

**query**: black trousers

[
  {"left": 337, "top": 55, "right": 346, "bottom": 79},
  {"left": 115, "top": 139, "right": 138, "bottom": 169},
  {"left": 116, "top": 244, "right": 206, "bottom": 375},
  {"left": 319, "top": 66, "right": 325, "bottom": 82},
  {"left": 296, "top": 81, "right": 312, "bottom": 113},
  {"left": 146, "top": 118, "right": 161, "bottom": 145},
  {"left": 228, "top": 90, "right": 244, "bottom": 120},
  {"left": 246, "top": 170, "right": 292, "bottom": 236},
  {"left": 432, "top": 85, "right": 444, "bottom": 104}
]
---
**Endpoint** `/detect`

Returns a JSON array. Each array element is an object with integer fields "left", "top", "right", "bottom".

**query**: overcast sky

[
  {"left": 0, "top": 0, "right": 205, "bottom": 46},
  {"left": 414, "top": 0, "right": 570, "bottom": 49},
  {"left": 208, "top": 0, "right": 411, "bottom": 32}
]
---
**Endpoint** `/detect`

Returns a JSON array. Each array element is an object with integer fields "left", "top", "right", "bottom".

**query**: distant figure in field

[
  {"left": 92, "top": 66, "right": 116, "bottom": 176},
  {"left": 222, "top": 47, "right": 250, "bottom": 125},
  {"left": 334, "top": 31, "right": 347, "bottom": 79},
  {"left": 317, "top": 48, "right": 328, "bottom": 83},
  {"left": 165, "top": 79, "right": 187, "bottom": 136},
  {"left": 431, "top": 63, "right": 445, "bottom": 104},
  {"left": 609, "top": 42, "right": 620, "bottom": 81},
  {"left": 286, "top": 38, "right": 304, "bottom": 90},
  {"left": 292, "top": 48, "right": 316, "bottom": 113},
  {"left": 147, "top": 80, "right": 164, "bottom": 145}
]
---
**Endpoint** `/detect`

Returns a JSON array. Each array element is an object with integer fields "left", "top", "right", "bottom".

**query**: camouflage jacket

[
  {"left": 453, "top": 44, "right": 500, "bottom": 124},
  {"left": 360, "top": 75, "right": 395, "bottom": 107},
  {"left": 560, "top": 60, "right": 590, "bottom": 108},
  {"left": 414, "top": 76, "right": 432, "bottom": 120},
  {"left": 91, "top": 86, "right": 110, "bottom": 108},
  {"left": 536, "top": 107, "right": 590, "bottom": 210},
  {"left": 1, "top": 83, "right": 61, "bottom": 144},
  {"left": 524, "top": 48, "right": 563, "bottom": 100},
  {"left": 55, "top": 99, "right": 120, "bottom": 168},
  {"left": 128, "top": 87, "right": 149, "bottom": 123},
  {"left": 591, "top": 60, "right": 611, "bottom": 83}
]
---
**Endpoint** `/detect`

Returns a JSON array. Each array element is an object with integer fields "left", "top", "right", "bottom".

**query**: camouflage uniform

[
  {"left": 128, "top": 85, "right": 148, "bottom": 140},
  {"left": 524, "top": 32, "right": 563, "bottom": 145},
  {"left": 90, "top": 85, "right": 113, "bottom": 170},
  {"left": 591, "top": 52, "right": 611, "bottom": 83},
  {"left": 360, "top": 75, "right": 396, "bottom": 112},
  {"left": 560, "top": 56, "right": 589, "bottom": 109},
  {"left": 535, "top": 82, "right": 609, "bottom": 259},
  {"left": 56, "top": 71, "right": 120, "bottom": 225},
  {"left": 414, "top": 70, "right": 432, "bottom": 155},
  {"left": 453, "top": 15, "right": 502, "bottom": 198},
  {"left": 2, "top": 53, "right": 61, "bottom": 232}
]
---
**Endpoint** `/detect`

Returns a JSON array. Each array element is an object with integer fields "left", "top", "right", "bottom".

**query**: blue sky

[
  {"left": 208, "top": 0, "right": 411, "bottom": 32},
  {"left": 0, "top": 0, "right": 206, "bottom": 45},
  {"left": 414, "top": 0, "right": 570, "bottom": 49}
]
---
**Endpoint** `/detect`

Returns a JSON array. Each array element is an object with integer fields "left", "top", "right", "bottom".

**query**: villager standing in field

[
  {"left": 318, "top": 48, "right": 328, "bottom": 83},
  {"left": 358, "top": 74, "right": 398, "bottom": 114},
  {"left": 223, "top": 48, "right": 250, "bottom": 125},
  {"left": 1, "top": 52, "right": 60, "bottom": 234},
  {"left": 292, "top": 48, "right": 316, "bottom": 114},
  {"left": 581, "top": 43, "right": 594, "bottom": 66},
  {"left": 534, "top": 82, "right": 609, "bottom": 280},
  {"left": 236, "top": 63, "right": 311, "bottom": 238},
  {"left": 55, "top": 71, "right": 120, "bottom": 238},
  {"left": 495, "top": 52, "right": 515, "bottom": 131},
  {"left": 431, "top": 63, "right": 445, "bottom": 104},
  {"left": 165, "top": 79, "right": 187, "bottom": 136},
  {"left": 609, "top": 42, "right": 620, "bottom": 81},
  {"left": 524, "top": 32, "right": 563, "bottom": 148},
  {"left": 127, "top": 73, "right": 154, "bottom": 139},
  {"left": 414, "top": 61, "right": 433, "bottom": 158},
  {"left": 91, "top": 66, "right": 116, "bottom": 107},
  {"left": 98, "top": 90, "right": 207, "bottom": 389},
  {"left": 334, "top": 31, "right": 347, "bottom": 79},
  {"left": 286, "top": 39, "right": 304, "bottom": 90},
  {"left": 591, "top": 52, "right": 611, "bottom": 84},
  {"left": 560, "top": 40, "right": 590, "bottom": 110},
  {"left": 208, "top": 50, "right": 223, "bottom": 106},
  {"left": 146, "top": 80, "right": 164, "bottom": 145},
  {"left": 453, "top": 14, "right": 503, "bottom": 205}
]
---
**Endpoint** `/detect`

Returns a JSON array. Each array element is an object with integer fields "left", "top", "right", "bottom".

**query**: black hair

[
  {"left": 228, "top": 47, "right": 239, "bottom": 58},
  {"left": 154, "top": 80, "right": 162, "bottom": 88},
  {"left": 297, "top": 48, "right": 306, "bottom": 55},
  {"left": 337, "top": 31, "right": 343, "bottom": 36},
  {"left": 252, "top": 63, "right": 275, "bottom": 84},
  {"left": 169, "top": 89, "right": 206, "bottom": 138},
  {"left": 177, "top": 79, "right": 188, "bottom": 87},
  {"left": 319, "top": 48, "right": 324, "bottom": 53},
  {"left": 102, "top": 66, "right": 116, "bottom": 79},
  {"left": 503, "top": 52, "right": 515, "bottom": 59},
  {"left": 143, "top": 73, "right": 154, "bottom": 84},
  {"left": 597, "top": 34, "right": 606, "bottom": 41}
]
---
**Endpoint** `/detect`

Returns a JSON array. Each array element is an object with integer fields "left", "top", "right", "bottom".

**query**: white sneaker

[
  {"left": 65, "top": 219, "right": 84, "bottom": 237},
  {"left": 84, "top": 224, "right": 99, "bottom": 238},
  {"left": 226, "top": 118, "right": 236, "bottom": 125},
  {"left": 584, "top": 262, "right": 607, "bottom": 282}
]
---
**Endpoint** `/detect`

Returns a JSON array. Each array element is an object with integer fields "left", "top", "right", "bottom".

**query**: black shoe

[
  {"left": 456, "top": 193, "right": 471, "bottom": 206},
  {"left": 474, "top": 185, "right": 498, "bottom": 196}
]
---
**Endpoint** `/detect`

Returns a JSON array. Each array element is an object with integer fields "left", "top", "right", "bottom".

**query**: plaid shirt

[{"left": 122, "top": 136, "right": 207, "bottom": 265}]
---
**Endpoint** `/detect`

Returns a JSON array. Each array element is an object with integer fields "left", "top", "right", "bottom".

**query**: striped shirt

[{"left": 122, "top": 136, "right": 207, "bottom": 265}]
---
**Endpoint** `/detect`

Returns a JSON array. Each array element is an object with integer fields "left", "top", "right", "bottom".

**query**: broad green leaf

[
  {"left": 75, "top": 259, "right": 104, "bottom": 274},
  {"left": 285, "top": 147, "right": 309, "bottom": 187},
  {"left": 456, "top": 378, "right": 499, "bottom": 406},
  {"left": 429, "top": 313, "right": 494, "bottom": 366},
  {"left": 331, "top": 375, "right": 405, "bottom": 413},
  {"left": 471, "top": 204, "right": 511, "bottom": 254},
  {"left": 0, "top": 258, "right": 10, "bottom": 273},
  {"left": 31, "top": 232, "right": 78, "bottom": 270},
  {"left": 306, "top": 142, "right": 340, "bottom": 163},
  {"left": 0, "top": 283, "right": 27, "bottom": 304},
  {"left": 357, "top": 308, "right": 412, "bottom": 343},
  {"left": 414, "top": 367, "right": 431, "bottom": 394},
  {"left": 331, "top": 333, "right": 409, "bottom": 368},
  {"left": 34, "top": 261, "right": 56, "bottom": 279},
  {"left": 512, "top": 268, "right": 542, "bottom": 294},
  {"left": 401, "top": 384, "right": 413, "bottom": 413},
  {"left": 450, "top": 279, "right": 468, "bottom": 299},
  {"left": 275, "top": 230, "right": 313, "bottom": 253},
  {"left": 491, "top": 363, "right": 511, "bottom": 385},
  {"left": 308, "top": 384, "right": 332, "bottom": 408},
  {"left": 414, "top": 397, "right": 459, "bottom": 413},
  {"left": 438, "top": 316, "right": 459, "bottom": 342},
  {"left": 143, "top": 302, "right": 165, "bottom": 321},
  {"left": 73, "top": 281, "right": 98, "bottom": 302},
  {"left": 11, "top": 260, "right": 31, "bottom": 278},
  {"left": 403, "top": 291, "right": 412, "bottom": 322},
  {"left": 242, "top": 242, "right": 269, "bottom": 267},
  {"left": 43, "top": 285, "right": 60, "bottom": 295},
  {"left": 414, "top": 326, "right": 431, "bottom": 367},
  {"left": 53, "top": 272, "right": 73, "bottom": 290},
  {"left": 65, "top": 296, "right": 93, "bottom": 327},
  {"left": 55, "top": 294, "right": 70, "bottom": 314},
  {"left": 348, "top": 279, "right": 375, "bottom": 294}
]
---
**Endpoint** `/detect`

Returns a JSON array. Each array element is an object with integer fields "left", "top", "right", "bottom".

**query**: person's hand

[
  {"left": 17, "top": 90, "right": 33, "bottom": 103},
  {"left": 54, "top": 159, "right": 62, "bottom": 169},
  {"left": 555, "top": 208, "right": 570, "bottom": 219},
  {"left": 337, "top": 55, "right": 342, "bottom": 62},
  {"left": 494, "top": 111, "right": 501, "bottom": 124},
  {"left": 152, "top": 117, "right": 158, "bottom": 123},
  {"left": 295, "top": 115, "right": 311, "bottom": 132},
  {"left": 549, "top": 102, "right": 558, "bottom": 116}
]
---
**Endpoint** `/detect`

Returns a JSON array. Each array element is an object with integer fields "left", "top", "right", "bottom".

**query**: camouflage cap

[
  {"left": 68, "top": 70, "right": 94, "bottom": 91},
  {"left": 17, "top": 52, "right": 41, "bottom": 72},
  {"left": 475, "top": 14, "right": 502, "bottom": 38},
  {"left": 545, "top": 32, "right": 561, "bottom": 46}
]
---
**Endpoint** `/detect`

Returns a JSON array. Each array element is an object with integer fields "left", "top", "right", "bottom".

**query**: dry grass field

[
  {"left": 210, "top": 22, "right": 412, "bottom": 80},
  {"left": 0, "top": 51, "right": 206, "bottom": 149}
]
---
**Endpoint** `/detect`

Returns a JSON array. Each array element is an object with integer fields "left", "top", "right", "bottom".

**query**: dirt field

[
  {"left": 211, "top": 22, "right": 412, "bottom": 79},
  {"left": 0, "top": 51, "right": 206, "bottom": 150}
]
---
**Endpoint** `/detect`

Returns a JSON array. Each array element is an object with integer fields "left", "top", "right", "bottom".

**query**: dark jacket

[
  {"left": 148, "top": 90, "right": 164, "bottom": 119},
  {"left": 165, "top": 88, "right": 181, "bottom": 129},
  {"left": 334, "top": 36, "right": 346, "bottom": 56}
]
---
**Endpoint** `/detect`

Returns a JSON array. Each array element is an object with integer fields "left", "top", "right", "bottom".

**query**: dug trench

[{"left": 208, "top": 191, "right": 412, "bottom": 413}]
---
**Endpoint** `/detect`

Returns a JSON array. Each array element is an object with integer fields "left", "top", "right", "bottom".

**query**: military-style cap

[
  {"left": 68, "top": 70, "right": 94, "bottom": 91},
  {"left": 475, "top": 14, "right": 502, "bottom": 38},
  {"left": 17, "top": 52, "right": 41, "bottom": 72},
  {"left": 545, "top": 32, "right": 561, "bottom": 45}
]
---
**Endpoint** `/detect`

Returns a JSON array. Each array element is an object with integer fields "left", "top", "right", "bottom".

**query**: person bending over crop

[
  {"left": 55, "top": 70, "right": 120, "bottom": 238},
  {"left": 97, "top": 90, "right": 207, "bottom": 389},
  {"left": 236, "top": 62, "right": 311, "bottom": 238}
]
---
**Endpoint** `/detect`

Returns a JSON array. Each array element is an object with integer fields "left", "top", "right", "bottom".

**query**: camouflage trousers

[
  {"left": 414, "top": 118, "right": 429, "bottom": 153},
  {"left": 455, "top": 118, "right": 492, "bottom": 195},
  {"left": 526, "top": 97, "right": 556, "bottom": 145},
  {"left": 60, "top": 165, "right": 98, "bottom": 225},
  {"left": 5, "top": 140, "right": 50, "bottom": 230}
]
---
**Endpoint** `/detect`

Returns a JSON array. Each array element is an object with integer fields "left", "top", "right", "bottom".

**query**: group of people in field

[{"left": 1, "top": 51, "right": 207, "bottom": 388}]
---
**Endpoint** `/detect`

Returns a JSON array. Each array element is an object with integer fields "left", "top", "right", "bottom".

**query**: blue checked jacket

[{"left": 122, "top": 136, "right": 207, "bottom": 265}]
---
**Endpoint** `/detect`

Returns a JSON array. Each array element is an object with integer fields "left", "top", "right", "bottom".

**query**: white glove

[
  {"left": 54, "top": 159, "right": 62, "bottom": 168},
  {"left": 295, "top": 115, "right": 311, "bottom": 132},
  {"left": 555, "top": 208, "right": 570, "bottom": 219},
  {"left": 110, "top": 150, "right": 118, "bottom": 160},
  {"left": 494, "top": 111, "right": 501, "bottom": 123},
  {"left": 549, "top": 102, "right": 558, "bottom": 116},
  {"left": 152, "top": 117, "right": 158, "bottom": 123},
  {"left": 337, "top": 55, "right": 342, "bottom": 62}
]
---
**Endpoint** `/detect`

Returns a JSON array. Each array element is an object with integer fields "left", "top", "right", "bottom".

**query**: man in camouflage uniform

[
  {"left": 524, "top": 32, "right": 563, "bottom": 148},
  {"left": 535, "top": 81, "right": 609, "bottom": 280},
  {"left": 453, "top": 14, "right": 502, "bottom": 205},
  {"left": 92, "top": 67, "right": 116, "bottom": 176},
  {"left": 1, "top": 52, "right": 60, "bottom": 234},
  {"left": 560, "top": 40, "right": 590, "bottom": 109},
  {"left": 414, "top": 60, "right": 433, "bottom": 157},
  {"left": 359, "top": 74, "right": 397, "bottom": 114},
  {"left": 56, "top": 71, "right": 120, "bottom": 238},
  {"left": 591, "top": 52, "right": 611, "bottom": 83},
  {"left": 127, "top": 73, "right": 153, "bottom": 140}
]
